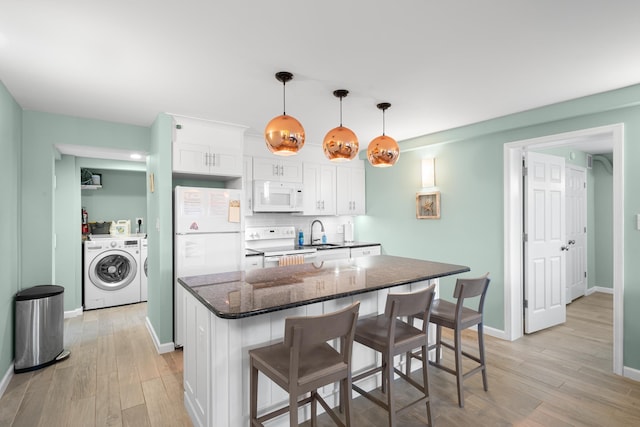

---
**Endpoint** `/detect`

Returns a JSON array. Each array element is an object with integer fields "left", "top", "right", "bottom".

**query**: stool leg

[
  {"left": 478, "top": 322, "right": 488, "bottom": 391},
  {"left": 289, "top": 391, "right": 298, "bottom": 426},
  {"left": 421, "top": 344, "right": 432, "bottom": 426},
  {"left": 386, "top": 352, "right": 396, "bottom": 427},
  {"left": 435, "top": 325, "right": 442, "bottom": 364},
  {"left": 381, "top": 354, "right": 388, "bottom": 394},
  {"left": 311, "top": 390, "right": 317, "bottom": 426},
  {"left": 454, "top": 328, "right": 464, "bottom": 408},
  {"left": 250, "top": 360, "right": 258, "bottom": 424},
  {"left": 343, "top": 376, "right": 353, "bottom": 427}
]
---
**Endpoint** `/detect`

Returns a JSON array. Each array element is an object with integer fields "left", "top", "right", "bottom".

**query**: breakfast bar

[{"left": 177, "top": 255, "right": 470, "bottom": 427}]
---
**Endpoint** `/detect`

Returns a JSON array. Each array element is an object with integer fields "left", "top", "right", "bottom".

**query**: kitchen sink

[{"left": 301, "top": 243, "right": 341, "bottom": 249}]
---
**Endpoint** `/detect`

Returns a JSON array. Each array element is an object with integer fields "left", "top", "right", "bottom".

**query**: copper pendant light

[
  {"left": 323, "top": 89, "right": 359, "bottom": 162},
  {"left": 367, "top": 102, "right": 400, "bottom": 167},
  {"left": 264, "top": 71, "right": 305, "bottom": 156}
]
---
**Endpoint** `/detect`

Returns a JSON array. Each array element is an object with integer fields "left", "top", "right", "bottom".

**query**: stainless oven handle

[{"left": 304, "top": 253, "right": 317, "bottom": 260}]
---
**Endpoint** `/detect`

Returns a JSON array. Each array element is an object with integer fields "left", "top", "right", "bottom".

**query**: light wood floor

[{"left": 1, "top": 292, "right": 639, "bottom": 426}]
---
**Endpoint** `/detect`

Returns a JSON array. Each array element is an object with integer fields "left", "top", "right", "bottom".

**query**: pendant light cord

[
  {"left": 282, "top": 81, "right": 287, "bottom": 115},
  {"left": 382, "top": 109, "right": 386, "bottom": 136},
  {"left": 339, "top": 96, "right": 343, "bottom": 127}
]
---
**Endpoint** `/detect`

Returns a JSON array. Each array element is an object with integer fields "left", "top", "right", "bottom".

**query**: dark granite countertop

[
  {"left": 244, "top": 242, "right": 380, "bottom": 256},
  {"left": 178, "top": 255, "right": 469, "bottom": 319}
]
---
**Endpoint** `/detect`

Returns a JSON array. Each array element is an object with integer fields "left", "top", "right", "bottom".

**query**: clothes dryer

[
  {"left": 140, "top": 238, "right": 148, "bottom": 301},
  {"left": 84, "top": 238, "right": 141, "bottom": 309}
]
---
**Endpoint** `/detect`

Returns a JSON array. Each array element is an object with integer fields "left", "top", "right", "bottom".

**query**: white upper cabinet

[
  {"left": 302, "top": 163, "right": 336, "bottom": 215},
  {"left": 172, "top": 116, "right": 246, "bottom": 178},
  {"left": 336, "top": 164, "right": 366, "bottom": 215},
  {"left": 243, "top": 156, "right": 253, "bottom": 216},
  {"left": 253, "top": 157, "right": 303, "bottom": 183}
]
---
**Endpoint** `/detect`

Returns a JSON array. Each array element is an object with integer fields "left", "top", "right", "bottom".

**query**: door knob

[
  {"left": 568, "top": 240, "right": 575, "bottom": 245},
  {"left": 561, "top": 246, "right": 569, "bottom": 251}
]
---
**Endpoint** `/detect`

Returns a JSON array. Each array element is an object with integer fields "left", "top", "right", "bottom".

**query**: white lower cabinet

[
  {"left": 183, "top": 290, "right": 211, "bottom": 427},
  {"left": 350, "top": 245, "right": 381, "bottom": 258},
  {"left": 245, "top": 255, "right": 264, "bottom": 270},
  {"left": 315, "top": 247, "right": 350, "bottom": 262}
]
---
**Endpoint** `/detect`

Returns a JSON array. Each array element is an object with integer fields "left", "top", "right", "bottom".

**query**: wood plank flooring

[
  {"left": 1, "top": 292, "right": 639, "bottom": 426},
  {"left": 0, "top": 303, "right": 190, "bottom": 427}
]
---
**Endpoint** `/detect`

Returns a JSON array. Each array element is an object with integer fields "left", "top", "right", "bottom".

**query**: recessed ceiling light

[{"left": 130, "top": 153, "right": 142, "bottom": 160}]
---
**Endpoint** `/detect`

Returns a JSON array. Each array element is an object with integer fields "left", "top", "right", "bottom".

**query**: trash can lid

[{"left": 16, "top": 285, "right": 64, "bottom": 301}]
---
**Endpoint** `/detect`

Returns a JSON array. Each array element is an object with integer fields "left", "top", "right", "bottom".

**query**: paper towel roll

[{"left": 344, "top": 222, "right": 354, "bottom": 242}]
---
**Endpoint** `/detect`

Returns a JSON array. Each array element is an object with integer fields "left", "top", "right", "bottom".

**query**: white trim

[
  {"left": 145, "top": 316, "right": 175, "bottom": 354},
  {"left": 0, "top": 363, "right": 14, "bottom": 400},
  {"left": 623, "top": 366, "right": 640, "bottom": 382},
  {"left": 483, "top": 325, "right": 508, "bottom": 341},
  {"left": 64, "top": 307, "right": 83, "bottom": 319},
  {"left": 503, "top": 123, "right": 624, "bottom": 376},
  {"left": 586, "top": 286, "right": 614, "bottom": 295}
]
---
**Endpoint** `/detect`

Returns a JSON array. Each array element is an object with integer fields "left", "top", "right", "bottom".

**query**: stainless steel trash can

[{"left": 14, "top": 285, "right": 67, "bottom": 373}]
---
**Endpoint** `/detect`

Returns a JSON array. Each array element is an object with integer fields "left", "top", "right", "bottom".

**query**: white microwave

[{"left": 253, "top": 180, "right": 304, "bottom": 212}]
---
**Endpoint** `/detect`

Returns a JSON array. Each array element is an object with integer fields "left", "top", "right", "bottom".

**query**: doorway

[{"left": 503, "top": 123, "right": 624, "bottom": 375}]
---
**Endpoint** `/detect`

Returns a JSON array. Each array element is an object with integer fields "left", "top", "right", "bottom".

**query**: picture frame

[{"left": 416, "top": 191, "right": 440, "bottom": 219}]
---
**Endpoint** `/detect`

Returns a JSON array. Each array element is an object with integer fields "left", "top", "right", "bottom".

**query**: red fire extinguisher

[{"left": 82, "top": 207, "right": 89, "bottom": 234}]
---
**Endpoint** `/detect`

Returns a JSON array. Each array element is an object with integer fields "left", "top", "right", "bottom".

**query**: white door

[
  {"left": 524, "top": 151, "right": 567, "bottom": 333},
  {"left": 566, "top": 166, "right": 587, "bottom": 302}
]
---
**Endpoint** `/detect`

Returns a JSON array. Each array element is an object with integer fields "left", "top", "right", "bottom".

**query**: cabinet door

[
  {"left": 173, "top": 142, "right": 209, "bottom": 174},
  {"left": 302, "top": 163, "right": 320, "bottom": 215},
  {"left": 253, "top": 157, "right": 303, "bottom": 182},
  {"left": 337, "top": 166, "right": 365, "bottom": 215},
  {"left": 350, "top": 167, "right": 366, "bottom": 215},
  {"left": 350, "top": 245, "right": 381, "bottom": 258},
  {"left": 209, "top": 145, "right": 243, "bottom": 177},
  {"left": 280, "top": 158, "right": 303, "bottom": 182},
  {"left": 318, "top": 165, "right": 336, "bottom": 215},
  {"left": 183, "top": 291, "right": 211, "bottom": 427},
  {"left": 253, "top": 157, "right": 282, "bottom": 180},
  {"left": 243, "top": 157, "right": 253, "bottom": 216}
]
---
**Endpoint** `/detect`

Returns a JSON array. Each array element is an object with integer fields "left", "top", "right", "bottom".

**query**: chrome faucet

[{"left": 310, "top": 219, "right": 325, "bottom": 244}]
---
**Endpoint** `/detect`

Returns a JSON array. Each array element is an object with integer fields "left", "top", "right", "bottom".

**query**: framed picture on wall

[{"left": 416, "top": 191, "right": 440, "bottom": 219}]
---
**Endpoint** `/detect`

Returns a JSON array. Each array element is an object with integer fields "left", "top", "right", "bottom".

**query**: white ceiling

[{"left": 2, "top": 1, "right": 639, "bottom": 156}]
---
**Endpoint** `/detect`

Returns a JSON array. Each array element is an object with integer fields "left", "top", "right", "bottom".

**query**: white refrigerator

[{"left": 174, "top": 186, "right": 244, "bottom": 347}]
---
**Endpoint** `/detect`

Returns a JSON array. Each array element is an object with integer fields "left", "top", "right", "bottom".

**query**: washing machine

[
  {"left": 140, "top": 237, "right": 148, "bottom": 301},
  {"left": 84, "top": 237, "right": 141, "bottom": 310}
]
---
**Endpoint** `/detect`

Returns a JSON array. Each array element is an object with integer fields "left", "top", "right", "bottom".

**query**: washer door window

[
  {"left": 89, "top": 250, "right": 138, "bottom": 291},
  {"left": 144, "top": 257, "right": 148, "bottom": 278}
]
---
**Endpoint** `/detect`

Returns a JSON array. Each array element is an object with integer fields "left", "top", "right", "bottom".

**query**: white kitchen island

[{"left": 177, "top": 255, "right": 469, "bottom": 427}]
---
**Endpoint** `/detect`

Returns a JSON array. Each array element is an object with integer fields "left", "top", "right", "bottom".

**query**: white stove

[{"left": 245, "top": 226, "right": 317, "bottom": 266}]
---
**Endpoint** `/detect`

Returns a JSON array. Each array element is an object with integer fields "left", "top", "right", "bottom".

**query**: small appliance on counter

[{"left": 344, "top": 221, "right": 354, "bottom": 243}]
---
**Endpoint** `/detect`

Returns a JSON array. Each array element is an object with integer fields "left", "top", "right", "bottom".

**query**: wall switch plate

[{"left": 637, "top": 213, "right": 640, "bottom": 230}]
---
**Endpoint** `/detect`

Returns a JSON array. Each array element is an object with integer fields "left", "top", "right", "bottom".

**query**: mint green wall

[
  {"left": 594, "top": 155, "right": 614, "bottom": 287},
  {"left": 358, "top": 85, "right": 640, "bottom": 370},
  {"left": 80, "top": 169, "right": 147, "bottom": 231},
  {"left": 54, "top": 155, "right": 82, "bottom": 311},
  {"left": 146, "top": 113, "right": 174, "bottom": 345},
  {"left": 21, "top": 111, "right": 149, "bottom": 296},
  {"left": 0, "top": 81, "right": 22, "bottom": 378}
]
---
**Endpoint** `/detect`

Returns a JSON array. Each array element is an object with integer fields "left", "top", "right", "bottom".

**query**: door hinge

[
  {"left": 524, "top": 299, "right": 528, "bottom": 309},
  {"left": 523, "top": 232, "right": 528, "bottom": 242},
  {"left": 523, "top": 166, "right": 528, "bottom": 177},
  {"left": 584, "top": 271, "right": 587, "bottom": 278},
  {"left": 584, "top": 226, "right": 587, "bottom": 233}
]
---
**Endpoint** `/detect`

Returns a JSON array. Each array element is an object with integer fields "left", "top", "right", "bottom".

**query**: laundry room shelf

[{"left": 81, "top": 185, "right": 102, "bottom": 190}]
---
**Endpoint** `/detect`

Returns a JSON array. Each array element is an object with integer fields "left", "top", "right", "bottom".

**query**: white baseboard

[
  {"left": 64, "top": 307, "right": 83, "bottom": 319},
  {"left": 0, "top": 363, "right": 14, "bottom": 400},
  {"left": 483, "top": 325, "right": 507, "bottom": 340},
  {"left": 586, "top": 286, "right": 613, "bottom": 295},
  {"left": 623, "top": 365, "right": 640, "bottom": 382},
  {"left": 145, "top": 316, "right": 175, "bottom": 354}
]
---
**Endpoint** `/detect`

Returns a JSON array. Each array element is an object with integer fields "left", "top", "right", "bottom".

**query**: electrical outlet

[{"left": 136, "top": 217, "right": 143, "bottom": 225}]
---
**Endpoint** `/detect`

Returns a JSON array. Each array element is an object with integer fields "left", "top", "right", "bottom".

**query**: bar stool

[
  {"left": 249, "top": 301, "right": 360, "bottom": 427},
  {"left": 351, "top": 285, "right": 436, "bottom": 427},
  {"left": 407, "top": 273, "right": 490, "bottom": 408}
]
